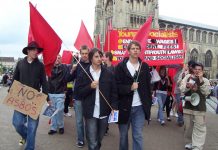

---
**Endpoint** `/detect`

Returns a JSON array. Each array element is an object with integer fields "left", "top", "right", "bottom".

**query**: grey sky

[{"left": 0, "top": 0, "right": 217, "bottom": 59}]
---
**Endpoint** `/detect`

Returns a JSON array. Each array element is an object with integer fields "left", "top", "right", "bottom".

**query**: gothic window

[
  {"left": 205, "top": 50, "right": 213, "bottom": 67},
  {"left": 208, "top": 32, "right": 213, "bottom": 44},
  {"left": 190, "top": 49, "right": 198, "bottom": 62},
  {"left": 175, "top": 26, "right": 180, "bottom": 29},
  {"left": 182, "top": 28, "right": 187, "bottom": 40},
  {"left": 159, "top": 23, "right": 166, "bottom": 30},
  {"left": 167, "top": 24, "right": 173, "bottom": 30},
  {"left": 196, "top": 30, "right": 201, "bottom": 42},
  {"left": 202, "top": 31, "right": 207, "bottom": 43},
  {"left": 189, "top": 29, "right": 194, "bottom": 42}
]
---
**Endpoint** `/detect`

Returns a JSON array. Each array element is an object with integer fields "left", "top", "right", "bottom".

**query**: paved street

[{"left": 0, "top": 86, "right": 218, "bottom": 150}]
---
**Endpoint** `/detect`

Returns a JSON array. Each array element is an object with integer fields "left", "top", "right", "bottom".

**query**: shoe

[
  {"left": 48, "top": 130, "right": 57, "bottom": 135},
  {"left": 59, "top": 128, "right": 64, "bottom": 134},
  {"left": 64, "top": 112, "right": 72, "bottom": 117},
  {"left": 19, "top": 138, "right": 26, "bottom": 146},
  {"left": 167, "top": 117, "right": 171, "bottom": 121},
  {"left": 77, "top": 141, "right": 84, "bottom": 148},
  {"left": 170, "top": 110, "right": 174, "bottom": 116},
  {"left": 160, "top": 121, "right": 165, "bottom": 126},
  {"left": 185, "top": 143, "right": 192, "bottom": 149}
]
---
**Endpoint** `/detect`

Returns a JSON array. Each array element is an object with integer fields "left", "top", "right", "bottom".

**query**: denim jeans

[
  {"left": 12, "top": 110, "right": 39, "bottom": 150},
  {"left": 216, "top": 104, "right": 218, "bottom": 114},
  {"left": 85, "top": 117, "right": 108, "bottom": 150},
  {"left": 156, "top": 93, "right": 167, "bottom": 122},
  {"left": 74, "top": 100, "right": 85, "bottom": 143},
  {"left": 175, "top": 93, "right": 184, "bottom": 124},
  {"left": 119, "top": 105, "right": 145, "bottom": 150},
  {"left": 49, "top": 93, "right": 65, "bottom": 131}
]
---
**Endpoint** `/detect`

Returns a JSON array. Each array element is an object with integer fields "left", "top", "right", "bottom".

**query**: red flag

[
  {"left": 28, "top": 26, "right": 35, "bottom": 43},
  {"left": 96, "top": 35, "right": 101, "bottom": 49},
  {"left": 133, "top": 16, "right": 152, "bottom": 60},
  {"left": 62, "top": 50, "right": 73, "bottom": 64},
  {"left": 74, "top": 21, "right": 94, "bottom": 50},
  {"left": 123, "top": 16, "right": 152, "bottom": 59},
  {"left": 29, "top": 2, "right": 62, "bottom": 76}
]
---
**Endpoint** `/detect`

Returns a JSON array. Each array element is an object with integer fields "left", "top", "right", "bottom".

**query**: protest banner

[
  {"left": 107, "top": 29, "right": 185, "bottom": 66},
  {"left": 3, "top": 80, "right": 47, "bottom": 120}
]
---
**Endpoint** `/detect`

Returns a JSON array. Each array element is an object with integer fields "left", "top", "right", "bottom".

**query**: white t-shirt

[{"left": 126, "top": 60, "right": 142, "bottom": 106}]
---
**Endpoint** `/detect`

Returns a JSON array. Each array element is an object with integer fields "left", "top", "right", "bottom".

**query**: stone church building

[{"left": 94, "top": 0, "right": 218, "bottom": 79}]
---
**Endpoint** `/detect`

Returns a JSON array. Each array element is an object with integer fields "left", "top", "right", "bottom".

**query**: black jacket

[
  {"left": 48, "top": 64, "right": 70, "bottom": 94},
  {"left": 13, "top": 57, "right": 48, "bottom": 96},
  {"left": 77, "top": 65, "right": 118, "bottom": 119},
  {"left": 68, "top": 61, "right": 90, "bottom": 100},
  {"left": 115, "top": 58, "right": 152, "bottom": 124}
]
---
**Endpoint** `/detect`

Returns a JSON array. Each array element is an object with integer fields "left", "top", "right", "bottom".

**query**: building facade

[
  {"left": 94, "top": 0, "right": 218, "bottom": 78},
  {"left": 0, "top": 57, "right": 15, "bottom": 69}
]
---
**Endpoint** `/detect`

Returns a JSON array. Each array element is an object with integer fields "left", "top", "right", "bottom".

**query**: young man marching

[
  {"left": 77, "top": 48, "right": 118, "bottom": 150},
  {"left": 115, "top": 41, "right": 152, "bottom": 150},
  {"left": 12, "top": 41, "right": 49, "bottom": 150}
]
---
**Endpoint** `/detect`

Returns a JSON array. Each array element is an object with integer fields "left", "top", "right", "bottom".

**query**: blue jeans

[
  {"left": 49, "top": 94, "right": 65, "bottom": 131},
  {"left": 74, "top": 100, "right": 85, "bottom": 142},
  {"left": 156, "top": 93, "right": 167, "bottom": 122},
  {"left": 12, "top": 110, "right": 39, "bottom": 150},
  {"left": 119, "top": 105, "right": 145, "bottom": 150},
  {"left": 175, "top": 93, "right": 184, "bottom": 124},
  {"left": 85, "top": 117, "right": 108, "bottom": 150}
]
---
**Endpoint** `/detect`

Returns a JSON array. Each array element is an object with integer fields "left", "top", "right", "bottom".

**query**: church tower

[{"left": 94, "top": 0, "right": 159, "bottom": 47}]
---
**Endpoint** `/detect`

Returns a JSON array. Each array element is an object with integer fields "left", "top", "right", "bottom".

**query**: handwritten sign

[{"left": 3, "top": 80, "right": 47, "bottom": 120}]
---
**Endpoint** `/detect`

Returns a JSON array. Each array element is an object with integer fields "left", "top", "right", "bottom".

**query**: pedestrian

[
  {"left": 153, "top": 65, "right": 171, "bottom": 125},
  {"left": 68, "top": 45, "right": 90, "bottom": 148},
  {"left": 180, "top": 62, "right": 211, "bottom": 150},
  {"left": 77, "top": 48, "right": 118, "bottom": 150},
  {"left": 64, "top": 81, "right": 73, "bottom": 117},
  {"left": 11, "top": 41, "right": 49, "bottom": 150},
  {"left": 47, "top": 54, "right": 70, "bottom": 135},
  {"left": 115, "top": 41, "right": 152, "bottom": 150}
]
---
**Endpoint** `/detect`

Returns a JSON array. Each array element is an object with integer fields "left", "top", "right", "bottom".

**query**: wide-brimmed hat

[{"left": 22, "top": 41, "right": 43, "bottom": 55}]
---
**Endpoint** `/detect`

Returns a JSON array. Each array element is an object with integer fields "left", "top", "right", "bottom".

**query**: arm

[
  {"left": 40, "top": 64, "right": 49, "bottom": 101},
  {"left": 77, "top": 72, "right": 95, "bottom": 98},
  {"left": 179, "top": 74, "right": 191, "bottom": 93},
  {"left": 199, "top": 78, "right": 211, "bottom": 96},
  {"left": 110, "top": 74, "right": 118, "bottom": 110},
  {"left": 114, "top": 64, "right": 132, "bottom": 96}
]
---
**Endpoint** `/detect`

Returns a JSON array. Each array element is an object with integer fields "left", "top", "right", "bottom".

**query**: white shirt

[
  {"left": 89, "top": 66, "right": 105, "bottom": 119},
  {"left": 126, "top": 60, "right": 142, "bottom": 106}
]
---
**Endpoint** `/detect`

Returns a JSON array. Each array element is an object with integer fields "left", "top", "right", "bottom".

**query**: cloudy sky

[{"left": 0, "top": 0, "right": 217, "bottom": 59}]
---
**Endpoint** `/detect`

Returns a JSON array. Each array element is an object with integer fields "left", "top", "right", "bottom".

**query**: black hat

[
  {"left": 188, "top": 60, "right": 196, "bottom": 67},
  {"left": 22, "top": 41, "right": 43, "bottom": 55}
]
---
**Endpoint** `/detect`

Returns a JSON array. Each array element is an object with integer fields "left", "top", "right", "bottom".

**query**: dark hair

[
  {"left": 88, "top": 48, "right": 103, "bottom": 62},
  {"left": 80, "top": 45, "right": 89, "bottom": 52},
  {"left": 193, "top": 62, "right": 204, "bottom": 70},
  {"left": 105, "top": 52, "right": 113, "bottom": 62},
  {"left": 127, "top": 40, "right": 141, "bottom": 51},
  {"left": 188, "top": 60, "right": 196, "bottom": 67}
]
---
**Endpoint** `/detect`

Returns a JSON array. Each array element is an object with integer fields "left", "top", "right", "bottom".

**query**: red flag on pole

[
  {"left": 74, "top": 21, "right": 94, "bottom": 50},
  {"left": 62, "top": 50, "right": 73, "bottom": 64},
  {"left": 28, "top": 27, "right": 35, "bottom": 43},
  {"left": 97, "top": 35, "right": 101, "bottom": 49},
  {"left": 123, "top": 16, "right": 152, "bottom": 59},
  {"left": 29, "top": 2, "right": 62, "bottom": 76}
]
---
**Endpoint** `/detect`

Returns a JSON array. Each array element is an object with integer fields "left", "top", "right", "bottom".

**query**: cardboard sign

[{"left": 3, "top": 80, "right": 47, "bottom": 120}]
